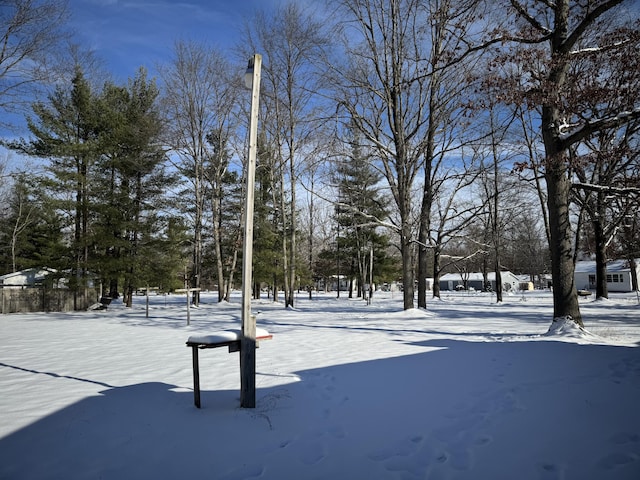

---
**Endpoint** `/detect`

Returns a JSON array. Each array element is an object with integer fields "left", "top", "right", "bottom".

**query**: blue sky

[
  {"left": 69, "top": 0, "right": 284, "bottom": 81},
  {"left": 0, "top": 1, "right": 285, "bottom": 168}
]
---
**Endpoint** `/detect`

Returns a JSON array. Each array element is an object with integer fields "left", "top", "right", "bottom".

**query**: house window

[{"left": 588, "top": 275, "right": 596, "bottom": 287}]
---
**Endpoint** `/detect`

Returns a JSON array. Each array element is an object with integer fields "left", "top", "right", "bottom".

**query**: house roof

[
  {"left": 440, "top": 271, "right": 517, "bottom": 282},
  {"left": 0, "top": 268, "right": 57, "bottom": 285},
  {"left": 574, "top": 259, "right": 639, "bottom": 273}
]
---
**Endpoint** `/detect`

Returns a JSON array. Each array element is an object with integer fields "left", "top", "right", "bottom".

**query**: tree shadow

[{"left": 1, "top": 339, "right": 640, "bottom": 480}]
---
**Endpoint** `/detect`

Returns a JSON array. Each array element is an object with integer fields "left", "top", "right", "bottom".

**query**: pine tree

[
  {"left": 15, "top": 67, "right": 176, "bottom": 304},
  {"left": 25, "top": 67, "right": 100, "bottom": 293},
  {"left": 333, "top": 125, "right": 392, "bottom": 297},
  {"left": 252, "top": 134, "right": 281, "bottom": 299},
  {"left": 93, "top": 69, "right": 174, "bottom": 305}
]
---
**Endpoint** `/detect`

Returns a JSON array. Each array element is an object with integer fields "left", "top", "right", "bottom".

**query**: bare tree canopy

[
  {"left": 0, "top": 0, "right": 70, "bottom": 123},
  {"left": 494, "top": 0, "right": 640, "bottom": 326}
]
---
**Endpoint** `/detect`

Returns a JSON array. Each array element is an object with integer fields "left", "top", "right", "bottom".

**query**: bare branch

[
  {"left": 559, "top": 107, "right": 640, "bottom": 150},
  {"left": 572, "top": 181, "right": 640, "bottom": 196},
  {"left": 510, "top": 0, "right": 552, "bottom": 35}
]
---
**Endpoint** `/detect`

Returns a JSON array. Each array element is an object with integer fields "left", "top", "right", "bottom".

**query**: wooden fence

[{"left": 0, "top": 287, "right": 99, "bottom": 314}]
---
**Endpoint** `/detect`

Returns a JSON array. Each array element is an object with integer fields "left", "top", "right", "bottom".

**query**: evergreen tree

[
  {"left": 333, "top": 125, "right": 392, "bottom": 297},
  {"left": 93, "top": 69, "right": 174, "bottom": 305},
  {"left": 252, "top": 133, "right": 281, "bottom": 299},
  {"left": 147, "top": 215, "right": 191, "bottom": 292},
  {"left": 23, "top": 67, "right": 100, "bottom": 292},
  {"left": 12, "top": 67, "right": 176, "bottom": 305}
]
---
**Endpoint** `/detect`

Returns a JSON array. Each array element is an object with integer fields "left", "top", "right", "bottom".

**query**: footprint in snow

[
  {"left": 538, "top": 462, "right": 566, "bottom": 480},
  {"left": 608, "top": 357, "right": 640, "bottom": 383},
  {"left": 610, "top": 431, "right": 640, "bottom": 445},
  {"left": 298, "top": 440, "right": 327, "bottom": 466},
  {"left": 596, "top": 452, "right": 639, "bottom": 471},
  {"left": 219, "top": 464, "right": 265, "bottom": 480}
]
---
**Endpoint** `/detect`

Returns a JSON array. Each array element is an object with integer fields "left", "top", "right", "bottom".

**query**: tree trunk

[
  {"left": 545, "top": 165, "right": 583, "bottom": 326},
  {"left": 212, "top": 187, "right": 225, "bottom": 302},
  {"left": 593, "top": 217, "right": 609, "bottom": 299},
  {"left": 540, "top": 0, "right": 582, "bottom": 327},
  {"left": 401, "top": 236, "right": 414, "bottom": 309},
  {"left": 593, "top": 225, "right": 609, "bottom": 298},
  {"left": 630, "top": 257, "right": 638, "bottom": 292},
  {"left": 417, "top": 159, "right": 433, "bottom": 308},
  {"left": 432, "top": 245, "right": 442, "bottom": 298},
  {"left": 495, "top": 265, "right": 503, "bottom": 303},
  {"left": 109, "top": 278, "right": 118, "bottom": 299},
  {"left": 287, "top": 150, "right": 297, "bottom": 308}
]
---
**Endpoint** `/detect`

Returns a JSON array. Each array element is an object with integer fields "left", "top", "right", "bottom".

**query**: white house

[
  {"left": 574, "top": 259, "right": 640, "bottom": 292},
  {"left": 0, "top": 268, "right": 58, "bottom": 288},
  {"left": 439, "top": 271, "right": 521, "bottom": 292}
]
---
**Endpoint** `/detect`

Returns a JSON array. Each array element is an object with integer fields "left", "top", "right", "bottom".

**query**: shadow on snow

[{"left": 1, "top": 339, "right": 640, "bottom": 480}]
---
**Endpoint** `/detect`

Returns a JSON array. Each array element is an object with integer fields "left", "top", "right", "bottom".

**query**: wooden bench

[
  {"left": 186, "top": 328, "right": 272, "bottom": 408},
  {"left": 577, "top": 289, "right": 592, "bottom": 297}
]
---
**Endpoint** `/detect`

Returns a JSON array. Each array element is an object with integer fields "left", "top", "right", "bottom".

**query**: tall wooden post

[{"left": 240, "top": 54, "right": 261, "bottom": 408}]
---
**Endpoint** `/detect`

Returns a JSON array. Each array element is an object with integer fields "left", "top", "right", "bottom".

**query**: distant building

[
  {"left": 0, "top": 268, "right": 98, "bottom": 313},
  {"left": 515, "top": 275, "right": 535, "bottom": 291},
  {"left": 0, "top": 268, "right": 58, "bottom": 288},
  {"left": 574, "top": 259, "right": 640, "bottom": 292},
  {"left": 439, "top": 271, "right": 520, "bottom": 292}
]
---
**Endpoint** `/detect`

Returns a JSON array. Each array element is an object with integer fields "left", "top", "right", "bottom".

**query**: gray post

[{"left": 240, "top": 54, "right": 262, "bottom": 408}]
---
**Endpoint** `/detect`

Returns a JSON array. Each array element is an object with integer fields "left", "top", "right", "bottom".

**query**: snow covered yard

[{"left": 1, "top": 290, "right": 639, "bottom": 480}]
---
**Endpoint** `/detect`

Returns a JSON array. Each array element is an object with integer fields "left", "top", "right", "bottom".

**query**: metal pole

[{"left": 240, "top": 54, "right": 261, "bottom": 408}]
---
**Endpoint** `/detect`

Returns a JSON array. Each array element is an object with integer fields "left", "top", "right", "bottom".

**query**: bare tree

[
  {"left": 498, "top": 0, "right": 640, "bottom": 326},
  {"left": 569, "top": 38, "right": 640, "bottom": 299},
  {"left": 572, "top": 122, "right": 640, "bottom": 299},
  {"left": 330, "top": 0, "right": 434, "bottom": 309},
  {"left": 243, "top": 2, "right": 329, "bottom": 307},
  {"left": 416, "top": 0, "right": 487, "bottom": 308},
  {"left": 330, "top": 0, "right": 494, "bottom": 309},
  {"left": 159, "top": 41, "right": 235, "bottom": 304},
  {"left": 430, "top": 149, "right": 486, "bottom": 297},
  {"left": 4, "top": 173, "right": 36, "bottom": 271},
  {"left": 0, "top": 0, "right": 69, "bottom": 125}
]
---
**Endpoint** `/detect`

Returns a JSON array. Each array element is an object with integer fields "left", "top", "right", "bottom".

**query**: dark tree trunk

[
  {"left": 630, "top": 258, "right": 638, "bottom": 292},
  {"left": 432, "top": 246, "right": 442, "bottom": 298},
  {"left": 401, "top": 234, "right": 414, "bottom": 309},
  {"left": 545, "top": 164, "right": 583, "bottom": 326},
  {"left": 593, "top": 217, "right": 609, "bottom": 299},
  {"left": 495, "top": 264, "right": 503, "bottom": 303}
]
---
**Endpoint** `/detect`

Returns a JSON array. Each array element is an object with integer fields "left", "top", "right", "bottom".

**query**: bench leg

[{"left": 191, "top": 346, "right": 201, "bottom": 408}]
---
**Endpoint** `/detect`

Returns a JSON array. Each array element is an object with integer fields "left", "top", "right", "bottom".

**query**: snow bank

[{"left": 544, "top": 316, "right": 601, "bottom": 342}]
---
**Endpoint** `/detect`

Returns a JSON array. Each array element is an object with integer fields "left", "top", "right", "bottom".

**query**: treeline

[
  {"left": 4, "top": 69, "right": 184, "bottom": 306},
  {"left": 1, "top": 1, "right": 639, "bottom": 324}
]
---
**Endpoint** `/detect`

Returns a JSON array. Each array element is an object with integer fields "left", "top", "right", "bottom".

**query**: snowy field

[{"left": 1, "top": 289, "right": 639, "bottom": 480}]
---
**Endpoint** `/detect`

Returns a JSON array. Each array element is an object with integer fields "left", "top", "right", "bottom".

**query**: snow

[
  {"left": 188, "top": 327, "right": 271, "bottom": 344},
  {"left": 1, "top": 290, "right": 639, "bottom": 480}
]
